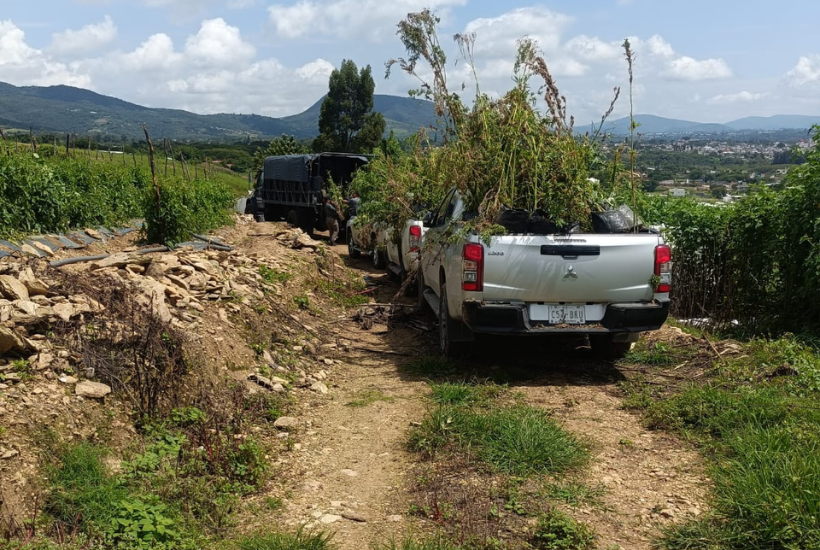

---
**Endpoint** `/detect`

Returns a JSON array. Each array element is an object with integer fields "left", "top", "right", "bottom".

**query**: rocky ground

[{"left": 0, "top": 217, "right": 711, "bottom": 549}]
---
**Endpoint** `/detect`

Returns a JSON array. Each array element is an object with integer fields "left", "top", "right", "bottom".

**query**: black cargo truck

[{"left": 247, "top": 152, "right": 369, "bottom": 235}]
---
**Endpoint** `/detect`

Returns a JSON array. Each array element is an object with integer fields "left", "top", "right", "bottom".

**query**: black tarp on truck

[{"left": 247, "top": 152, "right": 369, "bottom": 235}]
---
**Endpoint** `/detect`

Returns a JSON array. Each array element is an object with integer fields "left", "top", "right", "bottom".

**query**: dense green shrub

[
  {"left": 0, "top": 155, "right": 146, "bottom": 237},
  {"left": 643, "top": 128, "right": 820, "bottom": 334},
  {"left": 142, "top": 175, "right": 235, "bottom": 246}
]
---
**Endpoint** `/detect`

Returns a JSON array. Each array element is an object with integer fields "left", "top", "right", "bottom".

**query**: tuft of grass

[
  {"left": 346, "top": 389, "right": 394, "bottom": 408},
  {"left": 624, "top": 336, "right": 820, "bottom": 550},
  {"left": 403, "top": 356, "right": 458, "bottom": 378},
  {"left": 429, "top": 381, "right": 504, "bottom": 405},
  {"left": 411, "top": 390, "right": 589, "bottom": 475},
  {"left": 237, "top": 529, "right": 334, "bottom": 550},
  {"left": 293, "top": 294, "right": 310, "bottom": 311},
  {"left": 45, "top": 442, "right": 129, "bottom": 532},
  {"left": 259, "top": 265, "right": 292, "bottom": 285},
  {"left": 375, "top": 536, "right": 462, "bottom": 550},
  {"left": 624, "top": 341, "right": 676, "bottom": 366},
  {"left": 542, "top": 482, "right": 605, "bottom": 508},
  {"left": 530, "top": 508, "right": 597, "bottom": 550}
]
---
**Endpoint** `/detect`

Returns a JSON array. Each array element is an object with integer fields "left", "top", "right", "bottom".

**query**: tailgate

[{"left": 481, "top": 234, "right": 659, "bottom": 303}]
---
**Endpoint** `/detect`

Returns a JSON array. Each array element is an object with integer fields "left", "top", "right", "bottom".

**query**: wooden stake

[
  {"left": 65, "top": 134, "right": 70, "bottom": 157},
  {"left": 143, "top": 124, "right": 160, "bottom": 209}
]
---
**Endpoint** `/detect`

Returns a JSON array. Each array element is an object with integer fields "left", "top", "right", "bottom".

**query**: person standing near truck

[
  {"left": 323, "top": 196, "right": 341, "bottom": 244},
  {"left": 344, "top": 192, "right": 361, "bottom": 218}
]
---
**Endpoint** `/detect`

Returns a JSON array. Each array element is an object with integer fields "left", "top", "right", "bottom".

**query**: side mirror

[{"left": 422, "top": 212, "right": 433, "bottom": 225}]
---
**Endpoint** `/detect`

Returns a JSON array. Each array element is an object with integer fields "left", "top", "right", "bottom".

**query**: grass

[
  {"left": 259, "top": 265, "right": 292, "bottom": 285},
  {"left": 622, "top": 335, "right": 820, "bottom": 550},
  {"left": 529, "top": 508, "right": 597, "bottom": 550},
  {"left": 346, "top": 389, "right": 394, "bottom": 408},
  {"left": 410, "top": 383, "right": 589, "bottom": 476},
  {"left": 402, "top": 356, "right": 459, "bottom": 378},
  {"left": 542, "top": 481, "right": 605, "bottom": 508},
  {"left": 44, "top": 442, "right": 129, "bottom": 532},
  {"left": 236, "top": 529, "right": 334, "bottom": 550},
  {"left": 375, "top": 537, "right": 462, "bottom": 550}
]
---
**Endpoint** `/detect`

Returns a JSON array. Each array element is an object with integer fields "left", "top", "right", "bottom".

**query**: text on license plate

[{"left": 546, "top": 305, "right": 586, "bottom": 324}]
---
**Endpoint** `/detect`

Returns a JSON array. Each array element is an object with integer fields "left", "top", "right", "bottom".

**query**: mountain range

[
  {"left": 0, "top": 81, "right": 817, "bottom": 141},
  {"left": 0, "top": 81, "right": 438, "bottom": 141},
  {"left": 601, "top": 114, "right": 820, "bottom": 136}
]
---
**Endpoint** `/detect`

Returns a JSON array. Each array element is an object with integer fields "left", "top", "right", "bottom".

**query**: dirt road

[{"left": 270, "top": 244, "right": 710, "bottom": 550}]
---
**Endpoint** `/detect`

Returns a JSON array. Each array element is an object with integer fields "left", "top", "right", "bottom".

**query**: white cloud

[
  {"left": 565, "top": 35, "right": 621, "bottom": 62},
  {"left": 665, "top": 56, "right": 732, "bottom": 81},
  {"left": 708, "top": 91, "right": 768, "bottom": 104},
  {"left": 184, "top": 18, "right": 255, "bottom": 67},
  {"left": 296, "top": 58, "right": 334, "bottom": 80},
  {"left": 121, "top": 33, "right": 182, "bottom": 71},
  {"left": 49, "top": 16, "right": 117, "bottom": 58},
  {"left": 268, "top": 0, "right": 467, "bottom": 41},
  {"left": 464, "top": 7, "right": 573, "bottom": 56},
  {"left": 0, "top": 20, "right": 91, "bottom": 87},
  {"left": 786, "top": 55, "right": 820, "bottom": 85}
]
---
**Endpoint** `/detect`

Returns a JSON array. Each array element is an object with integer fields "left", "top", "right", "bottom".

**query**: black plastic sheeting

[{"left": 0, "top": 220, "right": 234, "bottom": 263}]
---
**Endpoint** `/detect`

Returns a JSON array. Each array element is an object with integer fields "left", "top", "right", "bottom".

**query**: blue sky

[{"left": 1, "top": 0, "right": 819, "bottom": 124}]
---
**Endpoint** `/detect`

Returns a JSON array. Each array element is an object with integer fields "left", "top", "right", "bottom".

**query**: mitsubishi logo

[{"left": 564, "top": 265, "right": 578, "bottom": 279}]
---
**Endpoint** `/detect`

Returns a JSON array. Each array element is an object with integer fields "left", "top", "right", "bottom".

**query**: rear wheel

[
  {"left": 348, "top": 231, "right": 361, "bottom": 259},
  {"left": 589, "top": 334, "right": 633, "bottom": 359},
  {"left": 286, "top": 209, "right": 299, "bottom": 228},
  {"left": 417, "top": 269, "right": 430, "bottom": 313},
  {"left": 439, "top": 285, "right": 468, "bottom": 357},
  {"left": 372, "top": 247, "right": 386, "bottom": 269}
]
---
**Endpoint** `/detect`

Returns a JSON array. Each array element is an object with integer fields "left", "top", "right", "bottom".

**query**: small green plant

[
  {"left": 410, "top": 387, "right": 588, "bottom": 475},
  {"left": 346, "top": 389, "right": 395, "bottom": 408},
  {"left": 259, "top": 265, "right": 292, "bottom": 285},
  {"left": 170, "top": 407, "right": 206, "bottom": 427},
  {"left": 237, "top": 529, "right": 334, "bottom": 550},
  {"left": 107, "top": 498, "right": 180, "bottom": 549},
  {"left": 403, "top": 356, "right": 458, "bottom": 378},
  {"left": 543, "top": 482, "right": 605, "bottom": 508},
  {"left": 293, "top": 294, "right": 310, "bottom": 311},
  {"left": 530, "top": 508, "right": 597, "bottom": 550},
  {"left": 264, "top": 496, "right": 284, "bottom": 512}
]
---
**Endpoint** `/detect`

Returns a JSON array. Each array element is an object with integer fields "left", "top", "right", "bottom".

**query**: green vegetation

[
  {"left": 0, "top": 154, "right": 144, "bottom": 238},
  {"left": 641, "top": 128, "right": 820, "bottom": 334},
  {"left": 623, "top": 335, "right": 820, "bottom": 550},
  {"left": 313, "top": 59, "right": 386, "bottom": 154},
  {"left": 346, "top": 389, "right": 394, "bottom": 408},
  {"left": 143, "top": 173, "right": 235, "bottom": 246},
  {"left": 529, "top": 509, "right": 597, "bottom": 550},
  {"left": 236, "top": 530, "right": 334, "bottom": 550},
  {"left": 0, "top": 142, "right": 236, "bottom": 245},
  {"left": 411, "top": 382, "right": 589, "bottom": 476}
]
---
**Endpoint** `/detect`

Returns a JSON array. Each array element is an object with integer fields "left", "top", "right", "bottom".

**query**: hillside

[
  {"left": 0, "top": 82, "right": 438, "bottom": 141},
  {"left": 603, "top": 113, "right": 819, "bottom": 135}
]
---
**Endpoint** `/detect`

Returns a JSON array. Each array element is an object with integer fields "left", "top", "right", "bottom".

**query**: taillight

[
  {"left": 463, "top": 243, "right": 484, "bottom": 292},
  {"left": 654, "top": 244, "right": 672, "bottom": 293},
  {"left": 409, "top": 225, "right": 422, "bottom": 252}
]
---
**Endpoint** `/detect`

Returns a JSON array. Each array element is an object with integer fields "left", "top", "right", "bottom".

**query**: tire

[
  {"left": 439, "top": 285, "right": 467, "bottom": 357},
  {"left": 286, "top": 209, "right": 299, "bottom": 228},
  {"left": 372, "top": 247, "right": 386, "bottom": 269},
  {"left": 417, "top": 269, "right": 430, "bottom": 313},
  {"left": 348, "top": 231, "right": 361, "bottom": 259},
  {"left": 589, "top": 334, "right": 633, "bottom": 360}
]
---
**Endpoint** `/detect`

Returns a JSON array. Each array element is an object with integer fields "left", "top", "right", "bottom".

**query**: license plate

[{"left": 546, "top": 305, "right": 586, "bottom": 324}]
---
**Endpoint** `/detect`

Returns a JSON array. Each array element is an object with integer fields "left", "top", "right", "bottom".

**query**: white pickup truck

[
  {"left": 418, "top": 189, "right": 672, "bottom": 357},
  {"left": 347, "top": 217, "right": 426, "bottom": 295}
]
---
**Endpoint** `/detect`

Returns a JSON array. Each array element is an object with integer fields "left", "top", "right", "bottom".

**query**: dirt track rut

[{"left": 273, "top": 248, "right": 710, "bottom": 550}]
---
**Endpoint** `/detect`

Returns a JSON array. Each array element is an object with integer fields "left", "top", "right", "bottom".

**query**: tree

[
  {"left": 314, "top": 60, "right": 385, "bottom": 153},
  {"left": 253, "top": 134, "right": 308, "bottom": 170}
]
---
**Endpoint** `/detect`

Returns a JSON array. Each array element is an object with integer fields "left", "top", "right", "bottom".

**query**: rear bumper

[{"left": 461, "top": 301, "right": 669, "bottom": 335}]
